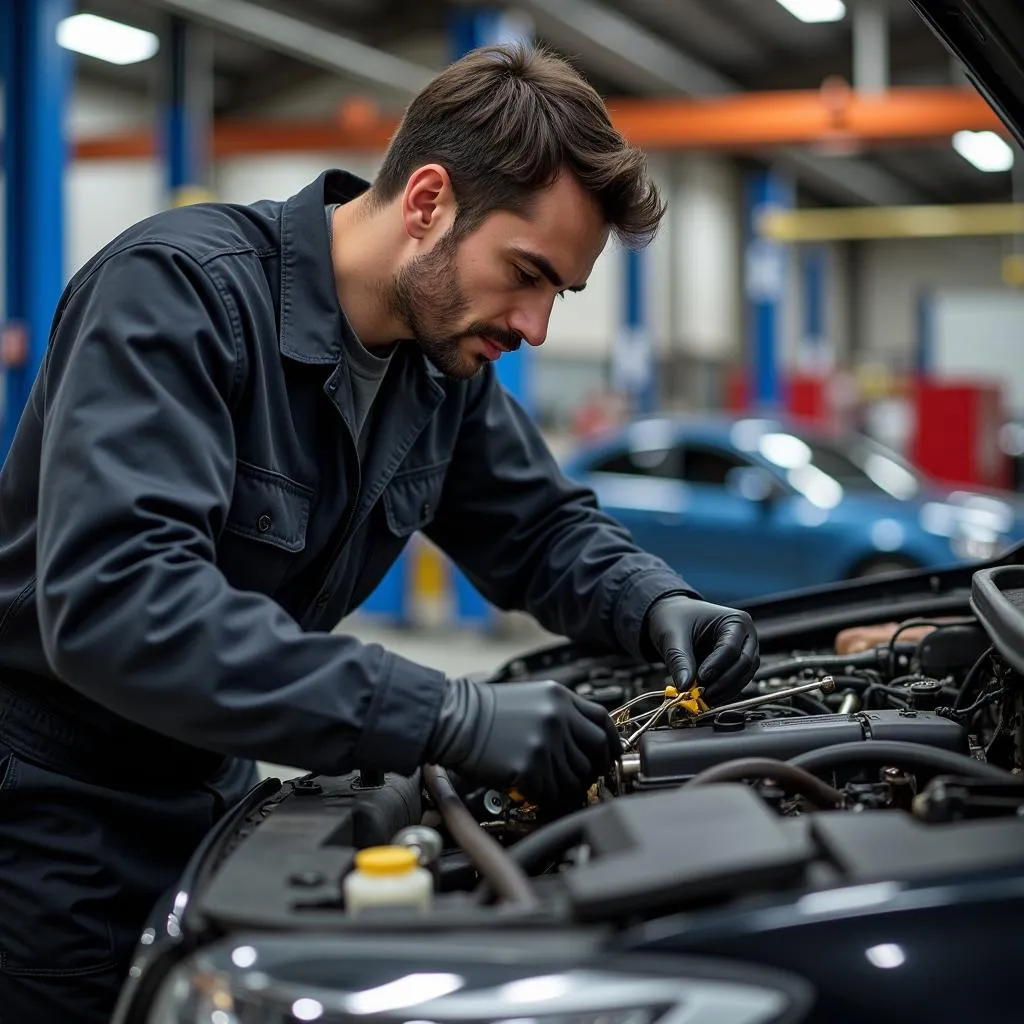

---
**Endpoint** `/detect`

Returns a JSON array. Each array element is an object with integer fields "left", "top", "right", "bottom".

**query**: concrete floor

[{"left": 258, "top": 611, "right": 560, "bottom": 780}]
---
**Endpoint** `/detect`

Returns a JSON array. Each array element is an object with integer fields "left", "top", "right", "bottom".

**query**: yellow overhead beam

[{"left": 758, "top": 203, "right": 1024, "bottom": 242}]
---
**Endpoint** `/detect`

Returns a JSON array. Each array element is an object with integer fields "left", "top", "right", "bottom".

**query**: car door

[
  {"left": 665, "top": 442, "right": 809, "bottom": 602},
  {"left": 584, "top": 440, "right": 805, "bottom": 603}
]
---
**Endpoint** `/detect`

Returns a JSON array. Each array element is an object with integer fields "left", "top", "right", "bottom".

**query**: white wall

[
  {"left": 68, "top": 83, "right": 164, "bottom": 277},
  {"left": 670, "top": 154, "right": 743, "bottom": 362},
  {"left": 215, "top": 153, "right": 380, "bottom": 204},
  {"left": 857, "top": 235, "right": 1010, "bottom": 368},
  {"left": 67, "top": 160, "right": 165, "bottom": 276},
  {"left": 932, "top": 288, "right": 1024, "bottom": 416}
]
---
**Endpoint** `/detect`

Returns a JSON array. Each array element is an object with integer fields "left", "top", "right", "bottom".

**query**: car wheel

[{"left": 850, "top": 555, "right": 920, "bottom": 579}]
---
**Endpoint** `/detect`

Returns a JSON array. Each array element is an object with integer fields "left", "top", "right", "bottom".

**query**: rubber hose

[
  {"left": 474, "top": 804, "right": 595, "bottom": 903},
  {"left": 788, "top": 741, "right": 1017, "bottom": 783},
  {"left": 686, "top": 757, "right": 845, "bottom": 808},
  {"left": 422, "top": 765, "right": 539, "bottom": 909}
]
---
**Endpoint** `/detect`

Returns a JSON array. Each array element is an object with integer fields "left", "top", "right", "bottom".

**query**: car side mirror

[{"left": 725, "top": 466, "right": 781, "bottom": 507}]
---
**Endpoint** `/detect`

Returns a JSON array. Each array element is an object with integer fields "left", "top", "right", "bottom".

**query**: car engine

[
  {"left": 148, "top": 562, "right": 1024, "bottom": 938},
  {"left": 111, "top": 561, "right": 1024, "bottom": 1023}
]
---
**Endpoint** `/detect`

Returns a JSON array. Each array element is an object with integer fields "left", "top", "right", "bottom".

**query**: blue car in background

[{"left": 562, "top": 414, "right": 1024, "bottom": 604}]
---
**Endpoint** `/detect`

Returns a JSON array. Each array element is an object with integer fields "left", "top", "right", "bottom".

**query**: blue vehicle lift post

[
  {"left": 801, "top": 244, "right": 827, "bottom": 372},
  {"left": 162, "top": 15, "right": 213, "bottom": 206},
  {"left": 743, "top": 167, "right": 794, "bottom": 413},
  {"left": 1, "top": 0, "right": 72, "bottom": 461},
  {"left": 613, "top": 245, "right": 656, "bottom": 415}
]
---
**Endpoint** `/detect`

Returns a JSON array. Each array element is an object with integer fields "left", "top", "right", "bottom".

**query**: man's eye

[{"left": 516, "top": 267, "right": 539, "bottom": 287}]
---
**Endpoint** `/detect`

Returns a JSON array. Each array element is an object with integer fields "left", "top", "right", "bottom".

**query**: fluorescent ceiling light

[
  {"left": 952, "top": 130, "right": 1015, "bottom": 172},
  {"left": 775, "top": 0, "right": 847, "bottom": 23},
  {"left": 56, "top": 13, "right": 160, "bottom": 66}
]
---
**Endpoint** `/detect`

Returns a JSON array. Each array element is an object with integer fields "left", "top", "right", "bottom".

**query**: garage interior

[{"left": 4, "top": 0, "right": 1024, "bottom": 786}]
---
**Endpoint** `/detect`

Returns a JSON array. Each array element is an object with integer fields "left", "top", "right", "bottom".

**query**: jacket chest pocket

[
  {"left": 218, "top": 460, "right": 314, "bottom": 595},
  {"left": 382, "top": 461, "right": 449, "bottom": 539}
]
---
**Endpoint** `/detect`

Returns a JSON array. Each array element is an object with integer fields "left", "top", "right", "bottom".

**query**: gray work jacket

[{"left": 0, "top": 169, "right": 696, "bottom": 778}]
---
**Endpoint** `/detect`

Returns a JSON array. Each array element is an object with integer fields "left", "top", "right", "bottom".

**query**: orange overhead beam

[
  {"left": 70, "top": 86, "right": 1005, "bottom": 161},
  {"left": 74, "top": 118, "right": 398, "bottom": 160},
  {"left": 604, "top": 85, "right": 1006, "bottom": 149}
]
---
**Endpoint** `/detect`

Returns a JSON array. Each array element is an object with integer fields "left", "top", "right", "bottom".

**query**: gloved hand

[
  {"left": 424, "top": 677, "right": 622, "bottom": 805},
  {"left": 644, "top": 594, "right": 759, "bottom": 705}
]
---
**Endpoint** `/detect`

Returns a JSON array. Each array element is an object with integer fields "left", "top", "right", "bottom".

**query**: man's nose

[{"left": 511, "top": 304, "right": 553, "bottom": 348}]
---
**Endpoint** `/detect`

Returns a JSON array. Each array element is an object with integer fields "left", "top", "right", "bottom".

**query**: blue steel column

[
  {"left": 743, "top": 168, "right": 793, "bottom": 411},
  {"left": 162, "top": 15, "right": 213, "bottom": 206},
  {"left": 613, "top": 246, "right": 655, "bottom": 413},
  {"left": 801, "top": 244, "right": 827, "bottom": 371},
  {"left": 1, "top": 0, "right": 71, "bottom": 460},
  {"left": 450, "top": 5, "right": 535, "bottom": 628}
]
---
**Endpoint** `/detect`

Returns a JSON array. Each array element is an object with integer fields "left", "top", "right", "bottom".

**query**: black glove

[
  {"left": 424, "top": 677, "right": 622, "bottom": 805},
  {"left": 644, "top": 594, "right": 759, "bottom": 705}
]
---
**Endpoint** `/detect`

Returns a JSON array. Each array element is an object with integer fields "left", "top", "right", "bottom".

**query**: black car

[{"left": 112, "top": 3, "right": 1024, "bottom": 1022}]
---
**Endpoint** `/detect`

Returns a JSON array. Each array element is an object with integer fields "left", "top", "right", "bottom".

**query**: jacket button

[
  {"left": 421, "top": 501, "right": 432, "bottom": 518},
  {"left": 257, "top": 513, "right": 272, "bottom": 532}
]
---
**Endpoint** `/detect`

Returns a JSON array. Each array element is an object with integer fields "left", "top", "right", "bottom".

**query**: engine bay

[
  {"left": 172, "top": 560, "right": 1024, "bottom": 944},
  {"left": 109, "top": 558, "right": 1024, "bottom": 1024}
]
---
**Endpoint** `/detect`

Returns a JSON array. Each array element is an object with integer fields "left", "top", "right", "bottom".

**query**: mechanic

[{"left": 0, "top": 42, "right": 758, "bottom": 1023}]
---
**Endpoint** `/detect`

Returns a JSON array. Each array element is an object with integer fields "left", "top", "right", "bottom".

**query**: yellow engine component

[{"left": 673, "top": 685, "right": 709, "bottom": 717}]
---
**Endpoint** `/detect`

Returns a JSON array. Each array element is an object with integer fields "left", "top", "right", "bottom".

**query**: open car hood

[{"left": 908, "top": 0, "right": 1024, "bottom": 146}]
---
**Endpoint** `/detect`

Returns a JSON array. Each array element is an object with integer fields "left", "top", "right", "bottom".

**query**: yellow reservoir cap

[{"left": 354, "top": 846, "right": 418, "bottom": 876}]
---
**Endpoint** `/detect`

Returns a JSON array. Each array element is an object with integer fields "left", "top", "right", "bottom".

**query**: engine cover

[{"left": 638, "top": 709, "right": 969, "bottom": 781}]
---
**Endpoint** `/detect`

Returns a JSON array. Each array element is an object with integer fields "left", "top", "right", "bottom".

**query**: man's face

[{"left": 387, "top": 173, "right": 609, "bottom": 379}]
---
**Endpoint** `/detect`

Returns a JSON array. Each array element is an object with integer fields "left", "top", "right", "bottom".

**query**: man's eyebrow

[{"left": 511, "top": 247, "right": 587, "bottom": 292}]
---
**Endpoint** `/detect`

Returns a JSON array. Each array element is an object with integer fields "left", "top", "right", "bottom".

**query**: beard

[{"left": 385, "top": 226, "right": 522, "bottom": 380}]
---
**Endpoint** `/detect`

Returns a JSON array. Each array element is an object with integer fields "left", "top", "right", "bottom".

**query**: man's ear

[{"left": 401, "top": 164, "right": 456, "bottom": 241}]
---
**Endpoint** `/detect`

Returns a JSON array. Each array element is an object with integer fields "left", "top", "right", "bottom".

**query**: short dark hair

[{"left": 371, "top": 42, "right": 665, "bottom": 249}]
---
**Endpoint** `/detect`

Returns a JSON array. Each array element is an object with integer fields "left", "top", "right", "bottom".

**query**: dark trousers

[{"left": 0, "top": 681, "right": 259, "bottom": 1024}]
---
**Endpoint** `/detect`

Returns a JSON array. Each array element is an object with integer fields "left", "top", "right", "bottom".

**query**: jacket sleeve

[
  {"left": 35, "top": 243, "right": 445, "bottom": 776},
  {"left": 424, "top": 366, "right": 700, "bottom": 659}
]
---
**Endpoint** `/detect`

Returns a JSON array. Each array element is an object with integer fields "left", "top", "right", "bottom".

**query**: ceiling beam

[
  {"left": 138, "top": 0, "right": 436, "bottom": 95},
  {"left": 138, "top": 0, "right": 928, "bottom": 206},
  {"left": 517, "top": 0, "right": 734, "bottom": 95},
  {"left": 214, "top": 1, "right": 448, "bottom": 116},
  {"left": 759, "top": 202, "right": 1024, "bottom": 241},
  {"left": 605, "top": 88, "right": 1000, "bottom": 149},
  {"left": 517, "top": 0, "right": 928, "bottom": 206}
]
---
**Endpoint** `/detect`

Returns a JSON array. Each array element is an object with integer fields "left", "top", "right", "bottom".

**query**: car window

[
  {"left": 680, "top": 443, "right": 750, "bottom": 486},
  {"left": 589, "top": 446, "right": 681, "bottom": 479},
  {"left": 731, "top": 420, "right": 923, "bottom": 502},
  {"left": 772, "top": 435, "right": 919, "bottom": 498}
]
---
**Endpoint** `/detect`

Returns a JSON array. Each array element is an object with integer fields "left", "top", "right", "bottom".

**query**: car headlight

[
  {"left": 143, "top": 937, "right": 809, "bottom": 1024},
  {"left": 923, "top": 495, "right": 1016, "bottom": 562},
  {"left": 950, "top": 533, "right": 1006, "bottom": 561}
]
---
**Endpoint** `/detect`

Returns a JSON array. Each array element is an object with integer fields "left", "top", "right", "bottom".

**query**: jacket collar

[{"left": 278, "top": 169, "right": 370, "bottom": 365}]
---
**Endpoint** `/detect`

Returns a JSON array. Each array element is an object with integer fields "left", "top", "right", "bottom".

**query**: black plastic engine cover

[
  {"left": 562, "top": 783, "right": 816, "bottom": 920},
  {"left": 639, "top": 710, "right": 968, "bottom": 780}
]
